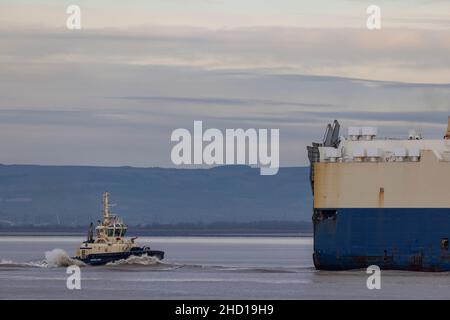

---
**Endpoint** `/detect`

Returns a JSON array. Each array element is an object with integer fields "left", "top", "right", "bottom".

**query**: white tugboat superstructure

[{"left": 73, "top": 192, "right": 164, "bottom": 265}]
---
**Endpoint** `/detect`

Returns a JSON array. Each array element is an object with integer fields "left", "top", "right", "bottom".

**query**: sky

[{"left": 1, "top": 0, "right": 450, "bottom": 167}]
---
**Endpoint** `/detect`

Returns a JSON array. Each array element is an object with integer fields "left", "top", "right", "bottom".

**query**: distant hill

[{"left": 0, "top": 165, "right": 312, "bottom": 226}]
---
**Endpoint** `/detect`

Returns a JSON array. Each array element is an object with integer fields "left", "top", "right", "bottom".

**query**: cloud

[
  {"left": 1, "top": 8, "right": 450, "bottom": 167},
  {"left": 0, "top": 64, "right": 449, "bottom": 167},
  {"left": 2, "top": 0, "right": 450, "bottom": 30},
  {"left": 2, "top": 27, "right": 450, "bottom": 83},
  {"left": 118, "top": 95, "right": 334, "bottom": 108}
]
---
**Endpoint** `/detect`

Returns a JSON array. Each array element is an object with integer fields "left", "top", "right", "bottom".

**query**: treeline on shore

[{"left": 0, "top": 220, "right": 312, "bottom": 236}]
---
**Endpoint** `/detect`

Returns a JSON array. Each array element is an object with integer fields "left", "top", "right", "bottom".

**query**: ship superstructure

[
  {"left": 307, "top": 118, "right": 450, "bottom": 271},
  {"left": 73, "top": 192, "right": 164, "bottom": 265}
]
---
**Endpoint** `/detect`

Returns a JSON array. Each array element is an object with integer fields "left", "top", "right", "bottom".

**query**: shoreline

[{"left": 0, "top": 231, "right": 312, "bottom": 237}]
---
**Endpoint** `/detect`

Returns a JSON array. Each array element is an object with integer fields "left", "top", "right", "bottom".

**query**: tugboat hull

[{"left": 74, "top": 248, "right": 164, "bottom": 266}]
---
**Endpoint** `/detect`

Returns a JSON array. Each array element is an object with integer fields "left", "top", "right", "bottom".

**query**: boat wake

[
  {"left": 0, "top": 248, "right": 85, "bottom": 269},
  {"left": 106, "top": 254, "right": 162, "bottom": 266},
  {"left": 1, "top": 250, "right": 166, "bottom": 269},
  {"left": 1, "top": 249, "right": 311, "bottom": 273},
  {"left": 0, "top": 258, "right": 48, "bottom": 268},
  {"left": 169, "top": 263, "right": 311, "bottom": 273},
  {"left": 44, "top": 249, "right": 85, "bottom": 267}
]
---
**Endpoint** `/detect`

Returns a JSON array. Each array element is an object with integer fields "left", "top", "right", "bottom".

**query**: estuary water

[{"left": 0, "top": 236, "right": 449, "bottom": 299}]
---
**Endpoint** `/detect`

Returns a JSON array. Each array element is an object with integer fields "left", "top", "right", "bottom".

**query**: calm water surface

[{"left": 0, "top": 236, "right": 449, "bottom": 299}]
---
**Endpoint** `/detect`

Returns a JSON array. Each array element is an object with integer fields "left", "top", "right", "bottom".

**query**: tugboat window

[
  {"left": 107, "top": 229, "right": 114, "bottom": 237},
  {"left": 115, "top": 229, "right": 121, "bottom": 237}
]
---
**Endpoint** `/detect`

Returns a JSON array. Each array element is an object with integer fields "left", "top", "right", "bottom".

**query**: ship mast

[{"left": 102, "top": 192, "right": 110, "bottom": 225}]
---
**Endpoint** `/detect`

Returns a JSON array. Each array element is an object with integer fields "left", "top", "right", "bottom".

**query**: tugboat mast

[{"left": 102, "top": 191, "right": 110, "bottom": 225}]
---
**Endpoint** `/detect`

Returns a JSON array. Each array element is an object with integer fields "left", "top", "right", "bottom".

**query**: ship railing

[{"left": 321, "top": 156, "right": 421, "bottom": 163}]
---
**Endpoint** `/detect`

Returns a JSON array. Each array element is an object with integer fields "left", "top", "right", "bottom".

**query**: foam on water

[
  {"left": 0, "top": 249, "right": 84, "bottom": 268},
  {"left": 1, "top": 250, "right": 163, "bottom": 269},
  {"left": 0, "top": 258, "right": 47, "bottom": 268},
  {"left": 106, "top": 254, "right": 161, "bottom": 266},
  {"left": 44, "top": 248, "right": 85, "bottom": 267}
]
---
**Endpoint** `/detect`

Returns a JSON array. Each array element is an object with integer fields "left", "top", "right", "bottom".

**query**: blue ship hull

[
  {"left": 74, "top": 248, "right": 164, "bottom": 266},
  {"left": 313, "top": 208, "right": 450, "bottom": 271}
]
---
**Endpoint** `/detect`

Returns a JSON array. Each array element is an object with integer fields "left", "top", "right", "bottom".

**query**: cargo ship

[
  {"left": 307, "top": 118, "right": 450, "bottom": 271},
  {"left": 73, "top": 192, "right": 164, "bottom": 265}
]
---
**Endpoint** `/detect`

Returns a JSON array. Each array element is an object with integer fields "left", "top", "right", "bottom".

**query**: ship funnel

[{"left": 445, "top": 116, "right": 450, "bottom": 139}]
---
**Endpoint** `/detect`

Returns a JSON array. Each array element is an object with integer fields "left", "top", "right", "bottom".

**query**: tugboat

[{"left": 73, "top": 192, "right": 164, "bottom": 265}]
